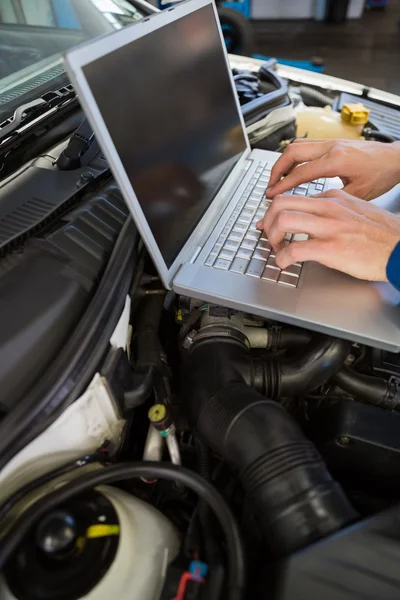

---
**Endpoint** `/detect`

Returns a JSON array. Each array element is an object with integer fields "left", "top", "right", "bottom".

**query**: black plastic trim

[{"left": 0, "top": 218, "right": 138, "bottom": 471}]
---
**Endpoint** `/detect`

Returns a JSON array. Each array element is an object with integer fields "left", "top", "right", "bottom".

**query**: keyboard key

[
  {"left": 241, "top": 238, "right": 257, "bottom": 250},
  {"left": 212, "top": 243, "right": 221, "bottom": 254},
  {"left": 238, "top": 214, "right": 252, "bottom": 225},
  {"left": 233, "top": 222, "right": 247, "bottom": 232},
  {"left": 219, "top": 248, "right": 236, "bottom": 261},
  {"left": 205, "top": 254, "right": 216, "bottom": 267},
  {"left": 237, "top": 247, "right": 253, "bottom": 259},
  {"left": 284, "top": 233, "right": 292, "bottom": 242},
  {"left": 262, "top": 266, "right": 279, "bottom": 282},
  {"left": 245, "top": 230, "right": 260, "bottom": 241},
  {"left": 230, "top": 257, "right": 249, "bottom": 274},
  {"left": 293, "top": 187, "right": 307, "bottom": 196},
  {"left": 247, "top": 200, "right": 259, "bottom": 209},
  {"left": 292, "top": 233, "right": 308, "bottom": 242},
  {"left": 279, "top": 272, "right": 298, "bottom": 287},
  {"left": 297, "top": 183, "right": 309, "bottom": 190},
  {"left": 307, "top": 183, "right": 318, "bottom": 195},
  {"left": 246, "top": 258, "right": 265, "bottom": 277},
  {"left": 318, "top": 178, "right": 325, "bottom": 185},
  {"left": 229, "top": 231, "right": 243, "bottom": 241},
  {"left": 316, "top": 183, "right": 324, "bottom": 191},
  {"left": 224, "top": 239, "right": 240, "bottom": 251},
  {"left": 282, "top": 264, "right": 302, "bottom": 277},
  {"left": 257, "top": 239, "right": 271, "bottom": 251},
  {"left": 221, "top": 225, "right": 231, "bottom": 236},
  {"left": 260, "top": 233, "right": 268, "bottom": 242},
  {"left": 258, "top": 176, "right": 269, "bottom": 184},
  {"left": 214, "top": 258, "right": 231, "bottom": 270},
  {"left": 267, "top": 256, "right": 278, "bottom": 268},
  {"left": 253, "top": 248, "right": 269, "bottom": 261}
]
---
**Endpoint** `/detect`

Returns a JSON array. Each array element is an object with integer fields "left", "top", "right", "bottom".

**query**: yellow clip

[
  {"left": 176, "top": 309, "right": 183, "bottom": 322},
  {"left": 86, "top": 524, "right": 120, "bottom": 539},
  {"left": 341, "top": 103, "right": 369, "bottom": 126},
  {"left": 148, "top": 403, "right": 167, "bottom": 423}
]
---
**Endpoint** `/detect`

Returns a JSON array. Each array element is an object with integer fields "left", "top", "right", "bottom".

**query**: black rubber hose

[
  {"left": 0, "top": 462, "right": 245, "bottom": 600},
  {"left": 363, "top": 127, "right": 399, "bottom": 143},
  {"left": 334, "top": 366, "right": 400, "bottom": 410},
  {"left": 265, "top": 327, "right": 312, "bottom": 351},
  {"left": 183, "top": 340, "right": 357, "bottom": 557},
  {"left": 300, "top": 85, "right": 334, "bottom": 107},
  {"left": 241, "top": 335, "right": 349, "bottom": 397}
]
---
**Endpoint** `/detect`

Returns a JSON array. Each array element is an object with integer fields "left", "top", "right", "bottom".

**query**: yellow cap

[
  {"left": 148, "top": 403, "right": 167, "bottom": 424},
  {"left": 341, "top": 103, "right": 369, "bottom": 126}
]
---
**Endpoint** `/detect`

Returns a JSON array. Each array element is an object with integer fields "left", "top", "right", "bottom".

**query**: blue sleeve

[{"left": 386, "top": 241, "right": 400, "bottom": 292}]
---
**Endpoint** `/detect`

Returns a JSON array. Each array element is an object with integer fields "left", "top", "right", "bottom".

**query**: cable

[
  {"left": 0, "top": 462, "right": 245, "bottom": 600},
  {"left": 0, "top": 452, "right": 108, "bottom": 524},
  {"left": 363, "top": 127, "right": 399, "bottom": 143}
]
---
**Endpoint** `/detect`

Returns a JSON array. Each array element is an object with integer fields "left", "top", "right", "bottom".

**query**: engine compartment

[{"left": 1, "top": 59, "right": 400, "bottom": 600}]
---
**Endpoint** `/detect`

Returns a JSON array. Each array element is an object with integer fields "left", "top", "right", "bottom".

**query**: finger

[
  {"left": 267, "top": 157, "right": 338, "bottom": 198},
  {"left": 256, "top": 195, "right": 342, "bottom": 233},
  {"left": 268, "top": 141, "right": 332, "bottom": 190},
  {"left": 275, "top": 239, "right": 332, "bottom": 270},
  {"left": 267, "top": 211, "right": 337, "bottom": 248}
]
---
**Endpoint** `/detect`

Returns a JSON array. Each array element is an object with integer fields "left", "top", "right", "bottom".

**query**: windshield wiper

[{"left": 0, "top": 85, "right": 77, "bottom": 145}]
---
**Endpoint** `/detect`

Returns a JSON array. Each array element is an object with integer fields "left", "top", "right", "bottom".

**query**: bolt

[
  {"left": 345, "top": 354, "right": 355, "bottom": 366},
  {"left": 338, "top": 436, "right": 351, "bottom": 446}
]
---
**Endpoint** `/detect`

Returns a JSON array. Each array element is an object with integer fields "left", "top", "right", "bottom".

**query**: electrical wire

[{"left": 0, "top": 462, "right": 245, "bottom": 600}]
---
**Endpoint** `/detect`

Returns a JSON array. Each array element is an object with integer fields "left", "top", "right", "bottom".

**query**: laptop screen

[{"left": 82, "top": 4, "right": 247, "bottom": 268}]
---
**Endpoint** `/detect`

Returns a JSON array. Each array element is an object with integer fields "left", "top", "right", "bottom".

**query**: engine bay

[{"left": 1, "top": 57, "right": 400, "bottom": 600}]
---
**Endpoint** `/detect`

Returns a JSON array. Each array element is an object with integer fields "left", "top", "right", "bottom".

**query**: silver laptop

[{"left": 65, "top": 0, "right": 400, "bottom": 352}]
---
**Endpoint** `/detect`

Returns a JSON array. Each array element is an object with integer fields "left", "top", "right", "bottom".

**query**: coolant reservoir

[
  {"left": 0, "top": 486, "right": 180, "bottom": 600},
  {"left": 296, "top": 103, "right": 369, "bottom": 140}
]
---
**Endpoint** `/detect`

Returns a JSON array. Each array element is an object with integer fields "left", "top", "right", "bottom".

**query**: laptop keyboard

[{"left": 204, "top": 161, "right": 325, "bottom": 288}]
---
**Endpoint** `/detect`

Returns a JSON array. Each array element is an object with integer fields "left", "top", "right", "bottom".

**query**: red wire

[{"left": 172, "top": 572, "right": 204, "bottom": 600}]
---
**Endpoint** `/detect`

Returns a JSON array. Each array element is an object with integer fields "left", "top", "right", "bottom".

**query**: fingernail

[
  {"left": 265, "top": 188, "right": 274, "bottom": 198},
  {"left": 256, "top": 220, "right": 262, "bottom": 229}
]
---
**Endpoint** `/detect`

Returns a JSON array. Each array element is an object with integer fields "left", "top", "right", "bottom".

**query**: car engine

[{"left": 1, "top": 58, "right": 400, "bottom": 600}]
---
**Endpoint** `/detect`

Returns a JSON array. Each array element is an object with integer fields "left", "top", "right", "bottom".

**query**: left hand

[{"left": 256, "top": 189, "right": 400, "bottom": 282}]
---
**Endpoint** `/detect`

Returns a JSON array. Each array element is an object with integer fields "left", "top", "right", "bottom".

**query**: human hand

[
  {"left": 266, "top": 139, "right": 400, "bottom": 201},
  {"left": 256, "top": 189, "right": 400, "bottom": 281}
]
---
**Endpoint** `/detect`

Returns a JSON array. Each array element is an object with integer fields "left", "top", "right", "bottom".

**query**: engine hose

[
  {"left": 183, "top": 340, "right": 357, "bottom": 557},
  {"left": 363, "top": 127, "right": 399, "bottom": 143},
  {"left": 300, "top": 85, "right": 334, "bottom": 107},
  {"left": 334, "top": 366, "right": 400, "bottom": 410},
  {"left": 265, "top": 327, "right": 312, "bottom": 351},
  {"left": 246, "top": 335, "right": 349, "bottom": 397}
]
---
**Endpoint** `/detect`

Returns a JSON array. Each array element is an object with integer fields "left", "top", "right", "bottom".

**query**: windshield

[{"left": 0, "top": 0, "right": 155, "bottom": 113}]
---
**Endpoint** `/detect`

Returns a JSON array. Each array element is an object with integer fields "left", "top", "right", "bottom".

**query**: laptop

[{"left": 64, "top": 0, "right": 400, "bottom": 352}]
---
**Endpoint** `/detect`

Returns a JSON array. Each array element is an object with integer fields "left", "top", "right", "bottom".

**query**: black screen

[{"left": 83, "top": 5, "right": 247, "bottom": 267}]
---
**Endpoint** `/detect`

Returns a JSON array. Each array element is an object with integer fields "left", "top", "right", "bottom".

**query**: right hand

[
  {"left": 257, "top": 189, "right": 400, "bottom": 282},
  {"left": 266, "top": 139, "right": 400, "bottom": 201}
]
